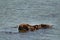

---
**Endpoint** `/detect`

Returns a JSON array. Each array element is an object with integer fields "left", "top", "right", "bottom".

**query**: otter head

[{"left": 18, "top": 24, "right": 30, "bottom": 32}]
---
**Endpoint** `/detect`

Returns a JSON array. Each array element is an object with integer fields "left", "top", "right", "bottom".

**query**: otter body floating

[{"left": 18, "top": 23, "right": 53, "bottom": 32}]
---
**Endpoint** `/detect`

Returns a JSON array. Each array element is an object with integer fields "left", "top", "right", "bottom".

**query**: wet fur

[{"left": 18, "top": 23, "right": 52, "bottom": 32}]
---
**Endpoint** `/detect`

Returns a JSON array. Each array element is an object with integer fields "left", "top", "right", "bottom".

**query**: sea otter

[
  {"left": 18, "top": 23, "right": 30, "bottom": 32},
  {"left": 18, "top": 23, "right": 53, "bottom": 32}
]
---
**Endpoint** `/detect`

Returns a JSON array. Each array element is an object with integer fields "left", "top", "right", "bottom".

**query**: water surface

[{"left": 0, "top": 0, "right": 60, "bottom": 40}]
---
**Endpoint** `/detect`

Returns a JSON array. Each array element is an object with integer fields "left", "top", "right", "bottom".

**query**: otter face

[
  {"left": 18, "top": 24, "right": 30, "bottom": 32},
  {"left": 18, "top": 26, "right": 28, "bottom": 32}
]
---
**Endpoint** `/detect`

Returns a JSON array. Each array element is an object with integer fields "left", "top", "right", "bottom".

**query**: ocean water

[{"left": 0, "top": 0, "right": 60, "bottom": 40}]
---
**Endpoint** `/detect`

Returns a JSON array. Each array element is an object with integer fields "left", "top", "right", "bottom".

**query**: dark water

[{"left": 0, "top": 0, "right": 60, "bottom": 40}]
